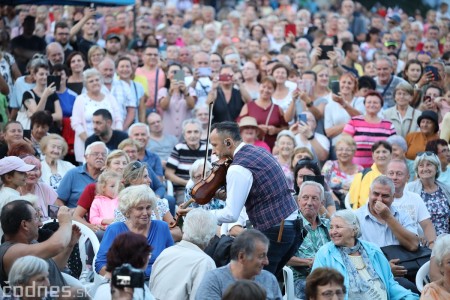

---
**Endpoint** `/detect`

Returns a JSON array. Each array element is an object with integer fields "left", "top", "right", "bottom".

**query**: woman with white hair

[
  {"left": 406, "top": 152, "right": 450, "bottom": 235},
  {"left": 313, "top": 209, "right": 419, "bottom": 300},
  {"left": 421, "top": 234, "right": 450, "bottom": 299},
  {"left": 71, "top": 68, "right": 123, "bottom": 163},
  {"left": 8, "top": 255, "right": 50, "bottom": 300},
  {"left": 95, "top": 184, "right": 174, "bottom": 279}
]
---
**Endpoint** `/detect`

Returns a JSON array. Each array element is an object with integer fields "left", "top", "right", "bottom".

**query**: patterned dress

[{"left": 421, "top": 186, "right": 450, "bottom": 235}]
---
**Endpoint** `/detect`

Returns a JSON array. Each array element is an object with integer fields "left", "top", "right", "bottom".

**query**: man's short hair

[
  {"left": 1, "top": 200, "right": 34, "bottom": 236},
  {"left": 54, "top": 21, "right": 69, "bottom": 33},
  {"left": 370, "top": 175, "right": 395, "bottom": 195},
  {"left": 230, "top": 229, "right": 269, "bottom": 261},
  {"left": 211, "top": 121, "right": 242, "bottom": 142},
  {"left": 342, "top": 41, "right": 358, "bottom": 55},
  {"left": 85, "top": 141, "right": 109, "bottom": 156},
  {"left": 128, "top": 122, "right": 150, "bottom": 137},
  {"left": 299, "top": 181, "right": 325, "bottom": 202},
  {"left": 182, "top": 119, "right": 202, "bottom": 136},
  {"left": 93, "top": 109, "right": 113, "bottom": 122}
]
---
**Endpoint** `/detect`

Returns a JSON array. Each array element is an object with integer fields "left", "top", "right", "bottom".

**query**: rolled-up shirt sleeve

[{"left": 211, "top": 165, "right": 253, "bottom": 224}]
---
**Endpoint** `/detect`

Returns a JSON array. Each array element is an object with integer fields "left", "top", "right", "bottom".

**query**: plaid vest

[{"left": 232, "top": 144, "right": 297, "bottom": 231}]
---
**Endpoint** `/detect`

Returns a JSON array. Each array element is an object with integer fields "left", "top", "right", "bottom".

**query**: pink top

[
  {"left": 343, "top": 116, "right": 396, "bottom": 168},
  {"left": 253, "top": 140, "right": 271, "bottom": 152},
  {"left": 135, "top": 67, "right": 166, "bottom": 109},
  {"left": 89, "top": 195, "right": 119, "bottom": 226}
]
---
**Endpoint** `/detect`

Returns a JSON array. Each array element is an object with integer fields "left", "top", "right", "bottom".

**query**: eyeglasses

[
  {"left": 320, "top": 290, "right": 345, "bottom": 299},
  {"left": 131, "top": 161, "right": 144, "bottom": 170},
  {"left": 418, "top": 51, "right": 432, "bottom": 57},
  {"left": 417, "top": 151, "right": 435, "bottom": 157},
  {"left": 89, "top": 152, "right": 107, "bottom": 158},
  {"left": 335, "top": 148, "right": 354, "bottom": 153}
]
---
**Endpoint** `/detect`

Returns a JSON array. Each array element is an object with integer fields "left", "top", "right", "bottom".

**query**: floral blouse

[
  {"left": 322, "top": 160, "right": 363, "bottom": 192},
  {"left": 421, "top": 186, "right": 450, "bottom": 235},
  {"left": 275, "top": 156, "right": 294, "bottom": 191}
]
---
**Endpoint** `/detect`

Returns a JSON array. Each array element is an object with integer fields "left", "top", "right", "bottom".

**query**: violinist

[{"left": 208, "top": 121, "right": 304, "bottom": 277}]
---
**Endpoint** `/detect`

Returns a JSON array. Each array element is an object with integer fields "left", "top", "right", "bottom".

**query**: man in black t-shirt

[{"left": 85, "top": 109, "right": 128, "bottom": 151}]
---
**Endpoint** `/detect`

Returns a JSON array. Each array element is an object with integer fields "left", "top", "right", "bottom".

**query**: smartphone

[
  {"left": 197, "top": 67, "right": 212, "bottom": 78},
  {"left": 298, "top": 113, "right": 307, "bottom": 123},
  {"left": 48, "top": 204, "right": 60, "bottom": 219},
  {"left": 424, "top": 65, "right": 440, "bottom": 81},
  {"left": 219, "top": 73, "right": 232, "bottom": 82},
  {"left": 285, "top": 24, "right": 296, "bottom": 37},
  {"left": 319, "top": 45, "right": 333, "bottom": 60},
  {"left": 47, "top": 75, "right": 61, "bottom": 90},
  {"left": 174, "top": 69, "right": 185, "bottom": 81},
  {"left": 303, "top": 175, "right": 325, "bottom": 187},
  {"left": 331, "top": 80, "right": 340, "bottom": 94}
]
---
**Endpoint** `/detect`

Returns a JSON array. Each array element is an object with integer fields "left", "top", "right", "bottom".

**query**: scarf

[{"left": 337, "top": 239, "right": 385, "bottom": 295}]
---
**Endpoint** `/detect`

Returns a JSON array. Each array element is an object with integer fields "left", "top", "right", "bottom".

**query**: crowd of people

[{"left": 0, "top": 0, "right": 450, "bottom": 299}]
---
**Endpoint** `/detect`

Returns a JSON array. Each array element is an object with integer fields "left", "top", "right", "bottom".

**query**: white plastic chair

[
  {"left": 344, "top": 194, "right": 352, "bottom": 210},
  {"left": 283, "top": 266, "right": 301, "bottom": 300},
  {"left": 415, "top": 261, "right": 431, "bottom": 292},
  {"left": 62, "top": 272, "right": 84, "bottom": 289}
]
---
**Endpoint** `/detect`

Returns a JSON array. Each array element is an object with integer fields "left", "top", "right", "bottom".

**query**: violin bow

[{"left": 202, "top": 103, "right": 214, "bottom": 179}]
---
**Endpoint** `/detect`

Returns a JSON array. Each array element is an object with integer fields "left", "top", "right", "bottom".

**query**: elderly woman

[
  {"left": 305, "top": 268, "right": 346, "bottom": 300},
  {"left": 406, "top": 152, "right": 450, "bottom": 235},
  {"left": 94, "top": 232, "right": 154, "bottom": 300},
  {"left": 322, "top": 135, "right": 363, "bottom": 207},
  {"left": 71, "top": 68, "right": 123, "bottom": 163},
  {"left": 19, "top": 155, "right": 57, "bottom": 220},
  {"left": 238, "top": 116, "right": 270, "bottom": 151},
  {"left": 274, "top": 130, "right": 296, "bottom": 190},
  {"left": 73, "top": 150, "right": 130, "bottom": 231},
  {"left": 95, "top": 185, "right": 174, "bottom": 278},
  {"left": 421, "top": 234, "right": 450, "bottom": 299},
  {"left": 294, "top": 159, "right": 336, "bottom": 217},
  {"left": 239, "top": 76, "right": 288, "bottom": 150},
  {"left": 290, "top": 111, "right": 330, "bottom": 161},
  {"left": 312, "top": 209, "right": 419, "bottom": 300},
  {"left": 384, "top": 82, "right": 421, "bottom": 138},
  {"left": 405, "top": 110, "right": 440, "bottom": 160},
  {"left": 8, "top": 255, "right": 51, "bottom": 300},
  {"left": 343, "top": 90, "right": 396, "bottom": 168},
  {"left": 40, "top": 134, "right": 75, "bottom": 190}
]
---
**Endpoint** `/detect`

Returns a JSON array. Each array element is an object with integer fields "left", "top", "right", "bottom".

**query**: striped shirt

[
  {"left": 343, "top": 116, "right": 396, "bottom": 168},
  {"left": 166, "top": 142, "right": 212, "bottom": 190}
]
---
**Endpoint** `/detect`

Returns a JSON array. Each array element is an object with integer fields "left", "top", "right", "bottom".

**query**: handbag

[{"left": 381, "top": 245, "right": 431, "bottom": 277}]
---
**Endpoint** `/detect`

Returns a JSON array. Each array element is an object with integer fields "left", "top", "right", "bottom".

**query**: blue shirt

[
  {"left": 95, "top": 221, "right": 174, "bottom": 278},
  {"left": 56, "top": 88, "right": 77, "bottom": 117},
  {"left": 56, "top": 164, "right": 96, "bottom": 208},
  {"left": 148, "top": 167, "right": 165, "bottom": 198},
  {"left": 142, "top": 150, "right": 164, "bottom": 177},
  {"left": 354, "top": 204, "right": 418, "bottom": 248}
]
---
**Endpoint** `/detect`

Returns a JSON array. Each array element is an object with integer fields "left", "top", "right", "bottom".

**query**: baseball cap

[
  {"left": 0, "top": 156, "right": 36, "bottom": 175},
  {"left": 389, "top": 14, "right": 401, "bottom": 24},
  {"left": 106, "top": 34, "right": 121, "bottom": 42}
]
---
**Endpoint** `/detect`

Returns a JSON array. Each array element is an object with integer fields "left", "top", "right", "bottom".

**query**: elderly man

[
  {"left": 374, "top": 56, "right": 407, "bottom": 109},
  {"left": 150, "top": 209, "right": 217, "bottom": 299},
  {"left": 56, "top": 142, "right": 107, "bottom": 208},
  {"left": 0, "top": 200, "right": 79, "bottom": 288},
  {"left": 128, "top": 122, "right": 164, "bottom": 178},
  {"left": 355, "top": 175, "right": 420, "bottom": 292},
  {"left": 98, "top": 58, "right": 135, "bottom": 130},
  {"left": 166, "top": 119, "right": 211, "bottom": 204},
  {"left": 387, "top": 159, "right": 437, "bottom": 247},
  {"left": 288, "top": 181, "right": 330, "bottom": 299},
  {"left": 85, "top": 109, "right": 128, "bottom": 151},
  {"left": 195, "top": 229, "right": 282, "bottom": 300},
  {"left": 46, "top": 42, "right": 65, "bottom": 67},
  {"left": 147, "top": 112, "right": 178, "bottom": 165}
]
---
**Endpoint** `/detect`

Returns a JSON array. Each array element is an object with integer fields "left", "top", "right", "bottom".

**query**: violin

[{"left": 190, "top": 157, "right": 232, "bottom": 205}]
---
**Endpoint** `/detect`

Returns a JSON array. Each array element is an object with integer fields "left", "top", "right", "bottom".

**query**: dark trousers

[{"left": 261, "top": 218, "right": 305, "bottom": 277}]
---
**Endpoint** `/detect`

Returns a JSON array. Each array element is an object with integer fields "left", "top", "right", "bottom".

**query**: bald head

[{"left": 46, "top": 42, "right": 64, "bottom": 65}]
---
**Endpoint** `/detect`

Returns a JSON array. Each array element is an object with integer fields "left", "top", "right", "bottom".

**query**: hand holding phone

[
  {"left": 174, "top": 70, "right": 185, "bottom": 82},
  {"left": 47, "top": 75, "right": 61, "bottom": 91},
  {"left": 298, "top": 113, "right": 307, "bottom": 123},
  {"left": 319, "top": 45, "right": 333, "bottom": 60},
  {"left": 424, "top": 65, "right": 440, "bottom": 81},
  {"left": 330, "top": 80, "right": 340, "bottom": 95},
  {"left": 48, "top": 204, "right": 60, "bottom": 219},
  {"left": 285, "top": 24, "right": 296, "bottom": 38}
]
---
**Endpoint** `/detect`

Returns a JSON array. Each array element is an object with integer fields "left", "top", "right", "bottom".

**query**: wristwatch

[
  {"left": 307, "top": 133, "right": 315, "bottom": 140},
  {"left": 306, "top": 102, "right": 313, "bottom": 107}
]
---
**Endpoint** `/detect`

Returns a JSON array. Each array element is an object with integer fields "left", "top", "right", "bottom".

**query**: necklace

[{"left": 349, "top": 255, "right": 366, "bottom": 271}]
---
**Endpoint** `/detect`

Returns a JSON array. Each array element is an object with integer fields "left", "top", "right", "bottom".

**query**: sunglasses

[
  {"left": 131, "top": 161, "right": 144, "bottom": 170},
  {"left": 417, "top": 151, "right": 435, "bottom": 157},
  {"left": 418, "top": 51, "right": 432, "bottom": 57}
]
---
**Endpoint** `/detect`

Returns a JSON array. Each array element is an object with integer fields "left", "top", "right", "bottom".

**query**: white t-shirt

[
  {"left": 294, "top": 132, "right": 330, "bottom": 154},
  {"left": 391, "top": 190, "right": 431, "bottom": 232}
]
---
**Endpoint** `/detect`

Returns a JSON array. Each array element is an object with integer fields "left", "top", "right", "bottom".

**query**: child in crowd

[{"left": 89, "top": 171, "right": 121, "bottom": 229}]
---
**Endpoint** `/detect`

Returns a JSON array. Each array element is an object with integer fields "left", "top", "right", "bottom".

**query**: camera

[{"left": 111, "top": 264, "right": 145, "bottom": 288}]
